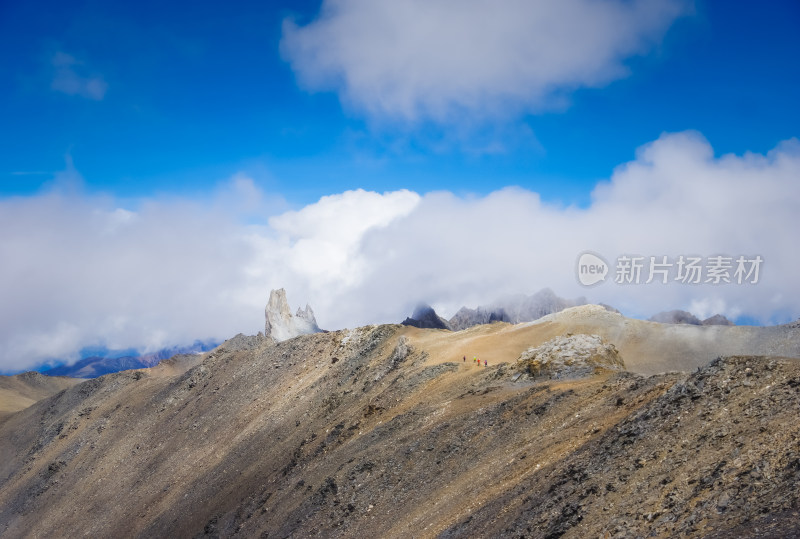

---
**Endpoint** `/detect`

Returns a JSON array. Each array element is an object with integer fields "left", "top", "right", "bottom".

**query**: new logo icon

[{"left": 576, "top": 251, "right": 609, "bottom": 287}]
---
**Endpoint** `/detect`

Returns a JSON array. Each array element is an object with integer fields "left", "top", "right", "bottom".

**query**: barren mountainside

[
  {"left": 1, "top": 309, "right": 799, "bottom": 537},
  {"left": 0, "top": 372, "right": 80, "bottom": 424}
]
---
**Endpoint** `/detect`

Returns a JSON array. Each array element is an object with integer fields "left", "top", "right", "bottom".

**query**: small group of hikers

[{"left": 464, "top": 355, "right": 487, "bottom": 367}]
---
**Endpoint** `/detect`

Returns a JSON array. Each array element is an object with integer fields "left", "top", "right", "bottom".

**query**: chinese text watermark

[{"left": 577, "top": 253, "right": 762, "bottom": 287}]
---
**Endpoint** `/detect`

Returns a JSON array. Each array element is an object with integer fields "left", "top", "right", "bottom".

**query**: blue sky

[
  {"left": 2, "top": 1, "right": 798, "bottom": 204},
  {"left": 1, "top": 0, "right": 799, "bottom": 371}
]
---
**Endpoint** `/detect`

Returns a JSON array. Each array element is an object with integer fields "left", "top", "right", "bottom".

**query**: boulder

[{"left": 518, "top": 333, "right": 624, "bottom": 378}]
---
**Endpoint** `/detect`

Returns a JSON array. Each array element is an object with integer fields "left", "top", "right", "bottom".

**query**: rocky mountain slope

[{"left": 1, "top": 309, "right": 799, "bottom": 537}]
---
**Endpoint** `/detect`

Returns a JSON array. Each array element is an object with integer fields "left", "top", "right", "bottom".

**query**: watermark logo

[
  {"left": 576, "top": 252, "right": 763, "bottom": 287},
  {"left": 576, "top": 251, "right": 609, "bottom": 287}
]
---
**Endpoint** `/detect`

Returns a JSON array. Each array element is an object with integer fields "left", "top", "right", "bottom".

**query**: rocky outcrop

[
  {"left": 448, "top": 288, "right": 587, "bottom": 331},
  {"left": 599, "top": 302, "right": 621, "bottom": 314},
  {"left": 702, "top": 314, "right": 734, "bottom": 326},
  {"left": 650, "top": 309, "right": 703, "bottom": 325},
  {"left": 217, "top": 333, "right": 267, "bottom": 353},
  {"left": 401, "top": 304, "right": 452, "bottom": 330},
  {"left": 517, "top": 333, "right": 624, "bottom": 378},
  {"left": 651, "top": 310, "right": 736, "bottom": 326},
  {"left": 295, "top": 304, "right": 318, "bottom": 328},
  {"left": 265, "top": 288, "right": 322, "bottom": 342}
]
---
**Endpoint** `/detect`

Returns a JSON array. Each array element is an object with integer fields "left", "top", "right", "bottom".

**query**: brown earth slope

[
  {"left": 0, "top": 318, "right": 799, "bottom": 538},
  {"left": 0, "top": 372, "right": 80, "bottom": 424},
  {"left": 414, "top": 305, "right": 800, "bottom": 375}
]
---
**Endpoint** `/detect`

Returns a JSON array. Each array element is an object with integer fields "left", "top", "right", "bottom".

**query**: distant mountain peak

[
  {"left": 702, "top": 314, "right": 735, "bottom": 326},
  {"left": 649, "top": 310, "right": 735, "bottom": 326},
  {"left": 649, "top": 310, "right": 702, "bottom": 325},
  {"left": 40, "top": 341, "right": 217, "bottom": 379},
  {"left": 401, "top": 304, "right": 452, "bottom": 330},
  {"left": 448, "top": 288, "right": 589, "bottom": 331}
]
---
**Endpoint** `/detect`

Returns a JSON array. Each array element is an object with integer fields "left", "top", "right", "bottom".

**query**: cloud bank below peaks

[{"left": 1, "top": 131, "right": 799, "bottom": 372}]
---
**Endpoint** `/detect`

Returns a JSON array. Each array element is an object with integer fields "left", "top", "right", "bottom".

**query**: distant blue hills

[{"left": 40, "top": 340, "right": 218, "bottom": 379}]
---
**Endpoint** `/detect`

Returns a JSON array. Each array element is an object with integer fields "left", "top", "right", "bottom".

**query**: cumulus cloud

[
  {"left": 281, "top": 0, "right": 691, "bottom": 124},
  {"left": 266, "top": 189, "right": 420, "bottom": 289},
  {"left": 1, "top": 131, "right": 799, "bottom": 372},
  {"left": 50, "top": 52, "right": 107, "bottom": 100},
  {"left": 375, "top": 132, "right": 800, "bottom": 324},
  {"left": 0, "top": 175, "right": 420, "bottom": 372}
]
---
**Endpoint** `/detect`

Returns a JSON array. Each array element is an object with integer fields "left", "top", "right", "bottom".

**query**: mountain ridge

[
  {"left": 1, "top": 309, "right": 799, "bottom": 536},
  {"left": 40, "top": 340, "right": 217, "bottom": 379}
]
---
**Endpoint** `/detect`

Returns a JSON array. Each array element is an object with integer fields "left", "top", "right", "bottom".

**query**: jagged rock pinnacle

[
  {"left": 265, "top": 289, "right": 321, "bottom": 341},
  {"left": 296, "top": 304, "right": 318, "bottom": 327}
]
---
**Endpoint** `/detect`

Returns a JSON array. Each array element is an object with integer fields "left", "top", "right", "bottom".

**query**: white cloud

[
  {"left": 266, "top": 189, "right": 420, "bottom": 289},
  {"left": 1, "top": 132, "right": 798, "bottom": 372},
  {"left": 248, "top": 131, "right": 799, "bottom": 330},
  {"left": 281, "top": 0, "right": 691, "bottom": 124},
  {"left": 51, "top": 52, "right": 107, "bottom": 100}
]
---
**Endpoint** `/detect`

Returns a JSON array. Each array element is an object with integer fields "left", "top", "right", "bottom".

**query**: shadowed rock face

[
  {"left": 264, "top": 288, "right": 321, "bottom": 341},
  {"left": 401, "top": 304, "right": 452, "bottom": 330}
]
